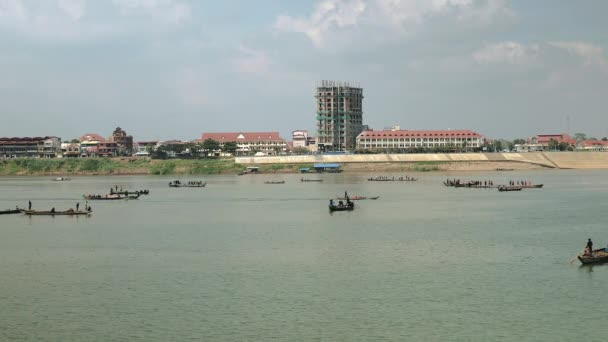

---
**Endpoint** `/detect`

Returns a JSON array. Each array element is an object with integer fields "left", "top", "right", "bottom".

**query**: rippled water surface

[{"left": 1, "top": 170, "right": 608, "bottom": 341}]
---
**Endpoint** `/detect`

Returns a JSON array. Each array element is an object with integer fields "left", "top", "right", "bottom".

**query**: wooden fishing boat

[
  {"left": 52, "top": 177, "right": 71, "bottom": 181},
  {"left": 368, "top": 177, "right": 417, "bottom": 182},
  {"left": 112, "top": 189, "right": 149, "bottom": 195},
  {"left": 23, "top": 209, "right": 91, "bottom": 216},
  {"left": 577, "top": 248, "right": 608, "bottom": 265},
  {"left": 301, "top": 178, "right": 323, "bottom": 182},
  {"left": 0, "top": 208, "right": 23, "bottom": 215},
  {"left": 336, "top": 196, "right": 379, "bottom": 200},
  {"left": 264, "top": 181, "right": 285, "bottom": 184},
  {"left": 83, "top": 193, "right": 139, "bottom": 200},
  {"left": 521, "top": 184, "right": 543, "bottom": 189},
  {"left": 329, "top": 202, "right": 355, "bottom": 212},
  {"left": 498, "top": 186, "right": 523, "bottom": 192},
  {"left": 168, "top": 182, "right": 206, "bottom": 188}
]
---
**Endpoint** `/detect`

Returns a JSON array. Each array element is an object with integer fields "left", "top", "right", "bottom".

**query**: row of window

[
  {"left": 358, "top": 137, "right": 479, "bottom": 143},
  {"left": 359, "top": 142, "right": 480, "bottom": 148}
]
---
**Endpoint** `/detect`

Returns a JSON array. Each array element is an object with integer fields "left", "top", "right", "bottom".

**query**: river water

[{"left": 1, "top": 170, "right": 608, "bottom": 341}]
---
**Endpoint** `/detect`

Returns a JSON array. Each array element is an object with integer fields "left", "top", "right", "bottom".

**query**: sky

[{"left": 1, "top": 0, "right": 607, "bottom": 141}]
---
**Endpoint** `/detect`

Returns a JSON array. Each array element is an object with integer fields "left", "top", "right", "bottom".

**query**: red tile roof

[
  {"left": 80, "top": 133, "right": 106, "bottom": 142},
  {"left": 200, "top": 132, "right": 284, "bottom": 142},
  {"left": 535, "top": 134, "right": 575, "bottom": 145},
  {"left": 357, "top": 129, "right": 482, "bottom": 138},
  {"left": 0, "top": 136, "right": 57, "bottom": 145},
  {"left": 582, "top": 140, "right": 608, "bottom": 146}
]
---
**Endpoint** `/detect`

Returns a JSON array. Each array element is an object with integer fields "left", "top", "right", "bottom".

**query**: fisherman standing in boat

[
  {"left": 28, "top": 201, "right": 32, "bottom": 210},
  {"left": 586, "top": 238, "right": 593, "bottom": 256},
  {"left": 76, "top": 202, "right": 80, "bottom": 211}
]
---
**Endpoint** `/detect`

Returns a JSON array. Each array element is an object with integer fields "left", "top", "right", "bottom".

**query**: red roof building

[
  {"left": 579, "top": 140, "right": 608, "bottom": 151},
  {"left": 531, "top": 134, "right": 576, "bottom": 146},
  {"left": 199, "top": 132, "right": 286, "bottom": 156},
  {"left": 356, "top": 129, "right": 485, "bottom": 150},
  {"left": 0, "top": 136, "right": 61, "bottom": 158}
]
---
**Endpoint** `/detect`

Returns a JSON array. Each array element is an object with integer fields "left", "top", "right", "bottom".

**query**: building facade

[
  {"left": 0, "top": 136, "right": 61, "bottom": 158},
  {"left": 315, "top": 80, "right": 364, "bottom": 152},
  {"left": 110, "top": 127, "right": 134, "bottom": 156},
  {"left": 292, "top": 130, "right": 309, "bottom": 148},
  {"left": 515, "top": 133, "right": 576, "bottom": 152},
  {"left": 200, "top": 132, "right": 286, "bottom": 156},
  {"left": 61, "top": 143, "right": 81, "bottom": 157},
  {"left": 356, "top": 129, "right": 484, "bottom": 150}
]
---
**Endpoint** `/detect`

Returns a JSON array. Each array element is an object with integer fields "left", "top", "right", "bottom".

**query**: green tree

[
  {"left": 558, "top": 142, "right": 571, "bottom": 151},
  {"left": 70, "top": 139, "right": 80, "bottom": 143},
  {"left": 202, "top": 139, "right": 220, "bottom": 156},
  {"left": 574, "top": 133, "right": 587, "bottom": 143},
  {"left": 513, "top": 138, "right": 526, "bottom": 145},
  {"left": 548, "top": 138, "right": 559, "bottom": 151},
  {"left": 492, "top": 140, "right": 503, "bottom": 152},
  {"left": 292, "top": 147, "right": 310, "bottom": 155},
  {"left": 222, "top": 141, "right": 238, "bottom": 156},
  {"left": 602, "top": 137, "right": 608, "bottom": 141}
]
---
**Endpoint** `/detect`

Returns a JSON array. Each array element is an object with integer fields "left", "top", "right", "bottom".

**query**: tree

[
  {"left": 548, "top": 138, "right": 559, "bottom": 151},
  {"left": 513, "top": 138, "right": 526, "bottom": 145},
  {"left": 492, "top": 140, "right": 503, "bottom": 152},
  {"left": 222, "top": 141, "right": 238, "bottom": 156},
  {"left": 558, "top": 142, "right": 571, "bottom": 151},
  {"left": 602, "top": 137, "right": 608, "bottom": 141},
  {"left": 574, "top": 133, "right": 587, "bottom": 143},
  {"left": 70, "top": 139, "right": 80, "bottom": 144},
  {"left": 201, "top": 138, "right": 220, "bottom": 156}
]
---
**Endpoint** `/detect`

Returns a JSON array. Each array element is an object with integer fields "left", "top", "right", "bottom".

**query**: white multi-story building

[
  {"left": 356, "top": 129, "right": 485, "bottom": 150},
  {"left": 292, "top": 130, "right": 309, "bottom": 148},
  {"left": 200, "top": 132, "right": 287, "bottom": 156}
]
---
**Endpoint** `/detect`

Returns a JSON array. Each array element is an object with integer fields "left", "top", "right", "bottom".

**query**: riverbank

[
  {"left": 0, "top": 158, "right": 319, "bottom": 176},
  {"left": 0, "top": 157, "right": 543, "bottom": 176}
]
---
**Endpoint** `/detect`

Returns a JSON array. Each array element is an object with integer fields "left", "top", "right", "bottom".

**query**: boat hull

[
  {"left": 578, "top": 249, "right": 608, "bottom": 264},
  {"left": 23, "top": 210, "right": 91, "bottom": 216},
  {"left": 0, "top": 209, "right": 22, "bottom": 215}
]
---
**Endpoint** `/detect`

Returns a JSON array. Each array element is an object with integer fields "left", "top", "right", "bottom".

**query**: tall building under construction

[{"left": 315, "top": 80, "right": 364, "bottom": 151}]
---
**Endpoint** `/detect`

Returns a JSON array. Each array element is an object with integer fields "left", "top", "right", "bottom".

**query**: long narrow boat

[
  {"left": 578, "top": 248, "right": 608, "bottom": 265},
  {"left": 168, "top": 182, "right": 206, "bottom": 188},
  {"left": 498, "top": 186, "right": 523, "bottom": 192},
  {"left": 23, "top": 209, "right": 91, "bottom": 216},
  {"left": 83, "top": 193, "right": 140, "bottom": 200},
  {"left": 336, "top": 196, "right": 379, "bottom": 200},
  {"left": 264, "top": 181, "right": 285, "bottom": 184},
  {"left": 520, "top": 184, "right": 544, "bottom": 189},
  {"left": 301, "top": 178, "right": 323, "bottom": 182},
  {"left": 0, "top": 208, "right": 23, "bottom": 215},
  {"left": 329, "top": 203, "right": 355, "bottom": 212},
  {"left": 368, "top": 177, "right": 417, "bottom": 182},
  {"left": 112, "top": 190, "right": 150, "bottom": 195}
]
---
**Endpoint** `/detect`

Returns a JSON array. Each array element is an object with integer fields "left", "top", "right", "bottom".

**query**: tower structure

[{"left": 315, "top": 80, "right": 363, "bottom": 151}]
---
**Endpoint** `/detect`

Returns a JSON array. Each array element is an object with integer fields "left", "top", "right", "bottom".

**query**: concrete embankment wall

[{"left": 235, "top": 152, "right": 608, "bottom": 169}]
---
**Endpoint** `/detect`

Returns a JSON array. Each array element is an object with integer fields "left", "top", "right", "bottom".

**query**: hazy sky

[{"left": 1, "top": 0, "right": 607, "bottom": 141}]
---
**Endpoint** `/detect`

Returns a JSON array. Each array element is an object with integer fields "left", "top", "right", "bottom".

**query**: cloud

[
  {"left": 275, "top": 0, "right": 512, "bottom": 47},
  {"left": 57, "top": 0, "right": 86, "bottom": 20},
  {"left": 549, "top": 41, "right": 608, "bottom": 75},
  {"left": 472, "top": 41, "right": 539, "bottom": 65},
  {"left": 233, "top": 46, "right": 273, "bottom": 75},
  {"left": 112, "top": 0, "right": 191, "bottom": 25},
  {"left": 275, "top": 0, "right": 366, "bottom": 47}
]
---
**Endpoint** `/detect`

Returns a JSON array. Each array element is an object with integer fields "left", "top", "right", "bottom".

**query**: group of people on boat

[
  {"left": 445, "top": 179, "right": 494, "bottom": 187},
  {"left": 187, "top": 181, "right": 205, "bottom": 186},
  {"left": 25, "top": 200, "right": 91, "bottom": 213},
  {"left": 329, "top": 192, "right": 354, "bottom": 209},
  {"left": 368, "top": 176, "right": 416, "bottom": 181},
  {"left": 508, "top": 180, "right": 533, "bottom": 186},
  {"left": 110, "top": 188, "right": 148, "bottom": 195}
]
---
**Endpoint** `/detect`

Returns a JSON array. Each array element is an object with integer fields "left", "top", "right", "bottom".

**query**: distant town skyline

[{"left": 1, "top": 1, "right": 608, "bottom": 140}]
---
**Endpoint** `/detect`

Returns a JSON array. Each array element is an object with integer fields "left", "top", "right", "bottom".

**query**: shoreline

[{"left": 0, "top": 158, "right": 568, "bottom": 177}]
